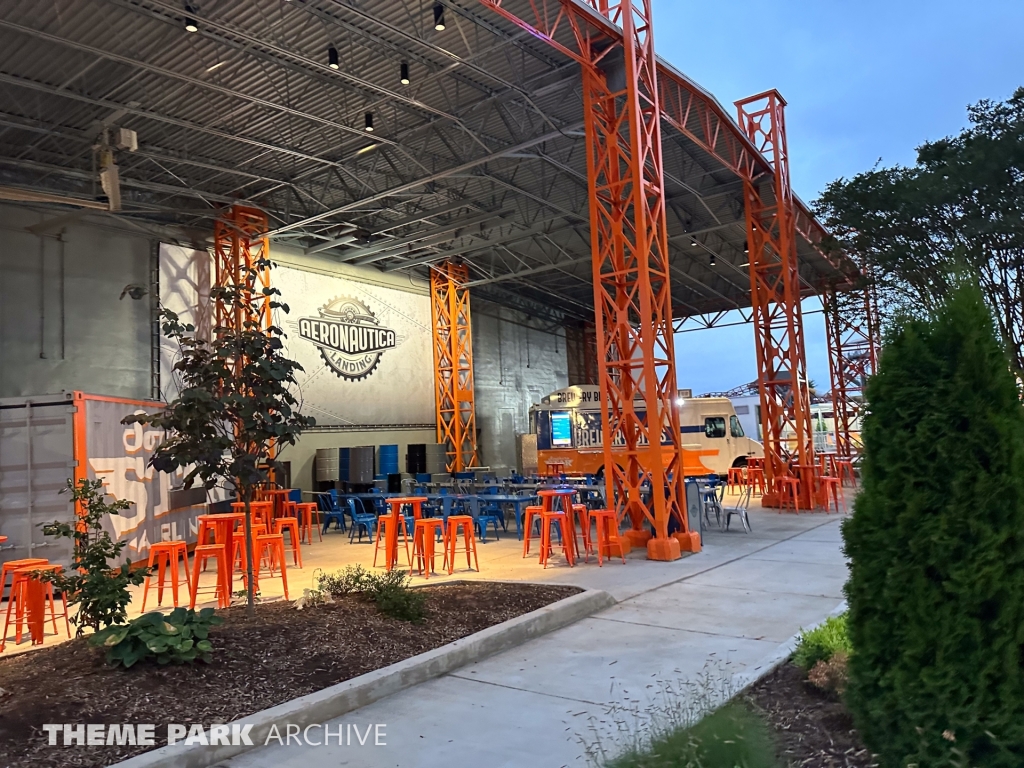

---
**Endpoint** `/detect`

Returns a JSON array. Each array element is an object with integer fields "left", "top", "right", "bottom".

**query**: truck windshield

[{"left": 730, "top": 415, "right": 744, "bottom": 438}]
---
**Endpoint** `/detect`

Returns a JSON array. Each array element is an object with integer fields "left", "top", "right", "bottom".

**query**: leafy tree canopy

[
  {"left": 124, "top": 259, "right": 314, "bottom": 614},
  {"left": 816, "top": 87, "right": 1024, "bottom": 376}
]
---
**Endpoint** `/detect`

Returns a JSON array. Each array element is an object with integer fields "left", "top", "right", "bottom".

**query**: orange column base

[
  {"left": 673, "top": 531, "right": 701, "bottom": 553},
  {"left": 624, "top": 528, "right": 652, "bottom": 548},
  {"left": 760, "top": 491, "right": 782, "bottom": 508},
  {"left": 647, "top": 535, "right": 681, "bottom": 561}
]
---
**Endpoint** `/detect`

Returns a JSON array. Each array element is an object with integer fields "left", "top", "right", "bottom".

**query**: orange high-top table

[
  {"left": 261, "top": 489, "right": 294, "bottom": 521},
  {"left": 232, "top": 501, "right": 274, "bottom": 527},
  {"left": 383, "top": 497, "right": 428, "bottom": 571},
  {"left": 196, "top": 512, "right": 244, "bottom": 599},
  {"left": 536, "top": 489, "right": 578, "bottom": 562}
]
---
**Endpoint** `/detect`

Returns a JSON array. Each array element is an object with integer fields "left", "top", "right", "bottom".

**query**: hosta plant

[{"left": 90, "top": 607, "right": 223, "bottom": 668}]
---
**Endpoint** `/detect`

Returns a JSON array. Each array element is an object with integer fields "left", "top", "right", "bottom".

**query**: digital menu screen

[{"left": 551, "top": 411, "right": 573, "bottom": 447}]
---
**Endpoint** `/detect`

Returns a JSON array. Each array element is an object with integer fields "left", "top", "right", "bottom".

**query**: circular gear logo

[{"left": 297, "top": 297, "right": 396, "bottom": 381}]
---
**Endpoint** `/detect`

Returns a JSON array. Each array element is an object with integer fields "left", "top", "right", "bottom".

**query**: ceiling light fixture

[
  {"left": 709, "top": 253, "right": 717, "bottom": 267},
  {"left": 433, "top": 3, "right": 446, "bottom": 31},
  {"left": 690, "top": 239, "right": 698, "bottom": 247},
  {"left": 328, "top": 46, "right": 339, "bottom": 70},
  {"left": 183, "top": 4, "right": 198, "bottom": 32},
  {"left": 400, "top": 61, "right": 410, "bottom": 85},
  {"left": 364, "top": 112, "right": 374, "bottom": 132},
  {"left": 743, "top": 240, "right": 750, "bottom": 253}
]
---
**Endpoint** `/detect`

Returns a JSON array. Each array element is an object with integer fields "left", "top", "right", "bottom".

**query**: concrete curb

[
  {"left": 730, "top": 599, "right": 848, "bottom": 694},
  {"left": 108, "top": 588, "right": 616, "bottom": 768}
]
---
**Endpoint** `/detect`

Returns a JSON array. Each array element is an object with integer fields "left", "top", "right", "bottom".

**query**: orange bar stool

[
  {"left": 571, "top": 504, "right": 592, "bottom": 562},
  {"left": 445, "top": 515, "right": 479, "bottom": 574},
  {"left": 251, "top": 533, "right": 289, "bottom": 599},
  {"left": 727, "top": 467, "right": 746, "bottom": 495},
  {"left": 776, "top": 476, "right": 801, "bottom": 513},
  {"left": 589, "top": 509, "right": 627, "bottom": 566},
  {"left": 141, "top": 541, "right": 191, "bottom": 611},
  {"left": 521, "top": 505, "right": 544, "bottom": 557},
  {"left": 272, "top": 517, "right": 302, "bottom": 567},
  {"left": 746, "top": 467, "right": 765, "bottom": 495},
  {"left": 231, "top": 501, "right": 275, "bottom": 527},
  {"left": 373, "top": 514, "right": 411, "bottom": 569},
  {"left": 231, "top": 523, "right": 267, "bottom": 571},
  {"left": 538, "top": 510, "right": 574, "bottom": 568},
  {"left": 2, "top": 564, "right": 69, "bottom": 649},
  {"left": 295, "top": 502, "right": 322, "bottom": 545},
  {"left": 190, "top": 544, "right": 229, "bottom": 609},
  {"left": 24, "top": 565, "right": 70, "bottom": 641},
  {"left": 835, "top": 459, "right": 857, "bottom": 487},
  {"left": 413, "top": 518, "right": 447, "bottom": 579},
  {"left": 1, "top": 558, "right": 48, "bottom": 599},
  {"left": 820, "top": 476, "right": 845, "bottom": 514}
]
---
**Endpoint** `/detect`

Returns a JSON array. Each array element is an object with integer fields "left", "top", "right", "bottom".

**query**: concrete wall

[
  {"left": 0, "top": 202, "right": 570, "bottom": 486},
  {"left": 0, "top": 203, "right": 154, "bottom": 400},
  {"left": 472, "top": 300, "right": 567, "bottom": 473}
]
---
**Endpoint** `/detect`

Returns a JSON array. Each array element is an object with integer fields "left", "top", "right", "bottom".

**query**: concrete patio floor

[{"left": 221, "top": 506, "right": 850, "bottom": 768}]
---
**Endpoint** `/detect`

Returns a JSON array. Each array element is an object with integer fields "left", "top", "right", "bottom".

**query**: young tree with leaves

[
  {"left": 125, "top": 259, "right": 314, "bottom": 617},
  {"left": 816, "top": 87, "right": 1024, "bottom": 377},
  {"left": 41, "top": 478, "right": 149, "bottom": 636},
  {"left": 843, "top": 283, "right": 1024, "bottom": 766}
]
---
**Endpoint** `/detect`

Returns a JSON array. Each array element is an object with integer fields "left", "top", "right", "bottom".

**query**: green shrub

[
  {"left": 366, "top": 569, "right": 426, "bottom": 623},
  {"left": 842, "top": 282, "right": 1024, "bottom": 767},
  {"left": 318, "top": 565, "right": 426, "bottom": 623},
  {"left": 90, "top": 607, "right": 223, "bottom": 668},
  {"left": 40, "top": 479, "right": 149, "bottom": 635},
  {"left": 792, "top": 614, "right": 850, "bottom": 671},
  {"left": 605, "top": 701, "right": 781, "bottom": 768},
  {"left": 317, "top": 564, "right": 371, "bottom": 596}
]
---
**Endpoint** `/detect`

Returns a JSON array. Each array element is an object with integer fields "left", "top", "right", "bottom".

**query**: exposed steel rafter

[
  {"left": 824, "top": 284, "right": 879, "bottom": 459},
  {"left": 476, "top": 0, "right": 843, "bottom": 275},
  {"left": 431, "top": 261, "right": 478, "bottom": 472},
  {"left": 735, "top": 91, "right": 818, "bottom": 508}
]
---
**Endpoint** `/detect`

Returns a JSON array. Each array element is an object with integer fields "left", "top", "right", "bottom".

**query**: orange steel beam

[
  {"left": 431, "top": 262, "right": 478, "bottom": 472},
  {"left": 213, "top": 206, "right": 274, "bottom": 468},
  {"left": 824, "top": 284, "right": 879, "bottom": 459},
  {"left": 735, "top": 91, "right": 818, "bottom": 509},
  {"left": 213, "top": 205, "right": 272, "bottom": 338},
  {"left": 476, "top": 0, "right": 847, "bottom": 279},
  {"left": 481, "top": 0, "right": 696, "bottom": 557}
]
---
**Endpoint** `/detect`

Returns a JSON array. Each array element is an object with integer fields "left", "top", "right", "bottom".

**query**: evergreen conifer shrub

[{"left": 843, "top": 283, "right": 1024, "bottom": 766}]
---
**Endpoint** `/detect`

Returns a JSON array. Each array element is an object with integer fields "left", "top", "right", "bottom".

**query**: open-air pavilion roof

[{"left": 0, "top": 0, "right": 855, "bottom": 327}]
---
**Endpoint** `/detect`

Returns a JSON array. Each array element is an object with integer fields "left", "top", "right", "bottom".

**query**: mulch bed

[
  {"left": 745, "top": 662, "right": 877, "bottom": 768},
  {"left": 0, "top": 581, "right": 580, "bottom": 768}
]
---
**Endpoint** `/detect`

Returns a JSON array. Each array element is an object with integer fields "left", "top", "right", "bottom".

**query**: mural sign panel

[{"left": 274, "top": 265, "right": 433, "bottom": 426}]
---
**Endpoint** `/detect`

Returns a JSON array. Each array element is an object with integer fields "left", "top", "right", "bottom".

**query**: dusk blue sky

[{"left": 659, "top": 0, "right": 1024, "bottom": 395}]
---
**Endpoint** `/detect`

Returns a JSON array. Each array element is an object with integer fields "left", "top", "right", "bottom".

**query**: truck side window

[
  {"left": 704, "top": 417, "right": 726, "bottom": 438},
  {"left": 730, "top": 415, "right": 745, "bottom": 438}
]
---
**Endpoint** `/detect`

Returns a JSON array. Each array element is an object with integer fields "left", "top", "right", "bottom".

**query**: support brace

[
  {"left": 824, "top": 284, "right": 879, "bottom": 459},
  {"left": 431, "top": 261, "right": 478, "bottom": 472},
  {"left": 735, "top": 91, "right": 819, "bottom": 509}
]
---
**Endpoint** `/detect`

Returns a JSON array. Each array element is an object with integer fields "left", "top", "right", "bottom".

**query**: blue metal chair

[
  {"left": 468, "top": 497, "right": 502, "bottom": 542},
  {"left": 347, "top": 498, "right": 377, "bottom": 543},
  {"left": 321, "top": 491, "right": 346, "bottom": 533}
]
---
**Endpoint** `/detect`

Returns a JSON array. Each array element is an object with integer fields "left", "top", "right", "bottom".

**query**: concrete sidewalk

[{"left": 228, "top": 511, "right": 848, "bottom": 768}]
